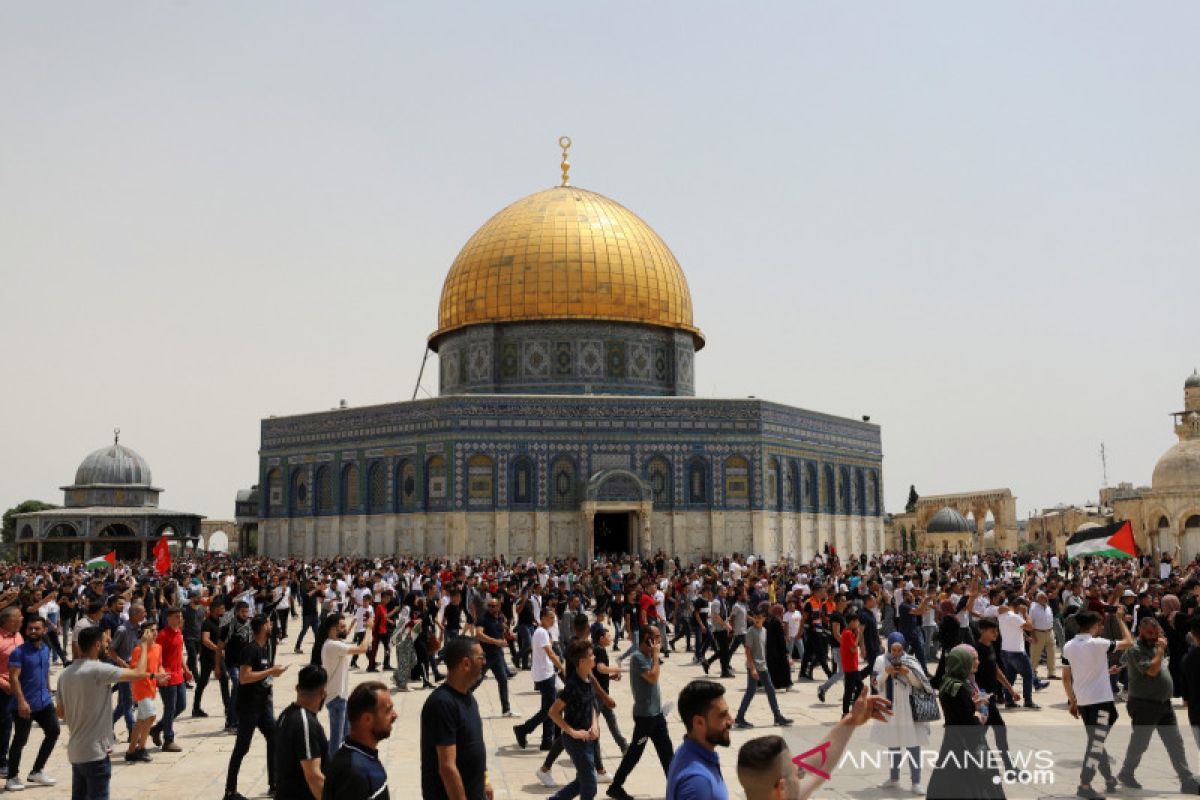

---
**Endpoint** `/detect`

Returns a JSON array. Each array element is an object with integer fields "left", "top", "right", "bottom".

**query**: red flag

[{"left": 153, "top": 534, "right": 172, "bottom": 576}]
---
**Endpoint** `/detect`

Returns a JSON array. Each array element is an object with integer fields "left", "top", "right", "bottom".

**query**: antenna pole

[
  {"left": 1100, "top": 442, "right": 1108, "bottom": 487},
  {"left": 412, "top": 348, "right": 431, "bottom": 401}
]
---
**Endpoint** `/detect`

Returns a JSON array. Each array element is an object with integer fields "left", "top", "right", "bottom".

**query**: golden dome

[{"left": 431, "top": 186, "right": 703, "bottom": 349}]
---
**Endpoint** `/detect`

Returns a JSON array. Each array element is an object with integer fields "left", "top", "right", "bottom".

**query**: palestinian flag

[
  {"left": 1066, "top": 520, "right": 1137, "bottom": 560},
  {"left": 85, "top": 551, "right": 116, "bottom": 571}
]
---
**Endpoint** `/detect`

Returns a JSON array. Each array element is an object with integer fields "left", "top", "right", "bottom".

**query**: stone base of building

[{"left": 260, "top": 510, "right": 884, "bottom": 564}]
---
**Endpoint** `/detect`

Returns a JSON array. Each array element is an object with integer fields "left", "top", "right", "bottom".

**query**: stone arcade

[{"left": 253, "top": 150, "right": 884, "bottom": 563}]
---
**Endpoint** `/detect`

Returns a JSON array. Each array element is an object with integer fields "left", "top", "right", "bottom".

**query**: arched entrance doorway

[
  {"left": 43, "top": 523, "right": 83, "bottom": 562},
  {"left": 97, "top": 523, "right": 141, "bottom": 561},
  {"left": 584, "top": 469, "right": 654, "bottom": 565},
  {"left": 1183, "top": 515, "right": 1200, "bottom": 564}
]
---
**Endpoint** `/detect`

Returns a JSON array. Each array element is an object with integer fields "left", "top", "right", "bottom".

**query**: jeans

[
  {"left": 818, "top": 649, "right": 843, "bottom": 693},
  {"left": 612, "top": 714, "right": 673, "bottom": 789},
  {"left": 922, "top": 625, "right": 939, "bottom": 660},
  {"left": 326, "top": 696, "right": 348, "bottom": 753},
  {"left": 225, "top": 706, "right": 275, "bottom": 794},
  {"left": 194, "top": 657, "right": 230, "bottom": 717},
  {"left": 517, "top": 676, "right": 558, "bottom": 745},
  {"left": 1000, "top": 651, "right": 1036, "bottom": 705},
  {"left": 1121, "top": 697, "right": 1192, "bottom": 782},
  {"left": 517, "top": 623, "right": 534, "bottom": 669},
  {"left": 551, "top": 736, "right": 597, "bottom": 800},
  {"left": 112, "top": 681, "right": 134, "bottom": 737},
  {"left": 736, "top": 669, "right": 782, "bottom": 722},
  {"left": 888, "top": 745, "right": 922, "bottom": 783},
  {"left": 904, "top": 628, "right": 928, "bottom": 671},
  {"left": 71, "top": 756, "right": 111, "bottom": 800},
  {"left": 618, "top": 629, "right": 641, "bottom": 662},
  {"left": 477, "top": 650, "right": 510, "bottom": 713},
  {"left": 296, "top": 614, "right": 319, "bottom": 650},
  {"left": 8, "top": 705, "right": 60, "bottom": 778},
  {"left": 156, "top": 683, "right": 187, "bottom": 743}
]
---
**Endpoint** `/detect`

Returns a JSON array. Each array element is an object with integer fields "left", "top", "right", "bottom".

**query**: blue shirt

[
  {"left": 667, "top": 737, "right": 728, "bottom": 800},
  {"left": 9, "top": 643, "right": 52, "bottom": 712}
]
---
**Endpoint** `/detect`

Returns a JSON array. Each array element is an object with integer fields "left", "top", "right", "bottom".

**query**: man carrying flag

[{"left": 1066, "top": 521, "right": 1137, "bottom": 561}]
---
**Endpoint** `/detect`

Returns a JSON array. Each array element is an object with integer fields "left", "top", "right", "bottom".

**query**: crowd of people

[{"left": 1, "top": 544, "right": 1199, "bottom": 799}]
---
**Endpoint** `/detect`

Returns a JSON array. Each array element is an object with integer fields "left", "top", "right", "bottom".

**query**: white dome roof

[{"left": 1152, "top": 438, "right": 1200, "bottom": 492}]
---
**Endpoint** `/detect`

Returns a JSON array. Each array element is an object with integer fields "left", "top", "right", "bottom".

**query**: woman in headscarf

[
  {"left": 870, "top": 632, "right": 932, "bottom": 795},
  {"left": 1160, "top": 594, "right": 1187, "bottom": 696},
  {"left": 926, "top": 644, "right": 1004, "bottom": 799},
  {"left": 391, "top": 603, "right": 416, "bottom": 691},
  {"left": 765, "top": 603, "right": 793, "bottom": 691},
  {"left": 932, "top": 599, "right": 961, "bottom": 689}
]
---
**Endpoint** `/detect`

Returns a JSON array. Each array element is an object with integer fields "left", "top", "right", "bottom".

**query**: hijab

[
  {"left": 939, "top": 644, "right": 975, "bottom": 701},
  {"left": 1162, "top": 594, "right": 1181, "bottom": 626}
]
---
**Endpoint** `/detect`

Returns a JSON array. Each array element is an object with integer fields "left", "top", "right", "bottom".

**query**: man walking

[
  {"left": 149, "top": 607, "right": 192, "bottom": 752},
  {"left": 225, "top": 615, "right": 288, "bottom": 800},
  {"left": 733, "top": 604, "right": 792, "bottom": 729},
  {"left": 321, "top": 614, "right": 370, "bottom": 753},
  {"left": 1116, "top": 617, "right": 1200, "bottom": 793},
  {"left": 1063, "top": 610, "right": 1134, "bottom": 800},
  {"left": 607, "top": 627, "right": 673, "bottom": 800},
  {"left": 1029, "top": 591, "right": 1058, "bottom": 680},
  {"left": 514, "top": 606, "right": 563, "bottom": 752},
  {"left": 194, "top": 599, "right": 229, "bottom": 719},
  {"left": 998, "top": 598, "right": 1045, "bottom": 709},
  {"left": 107, "top": 601, "right": 144, "bottom": 740},
  {"left": 421, "top": 637, "right": 491, "bottom": 800},
  {"left": 703, "top": 587, "right": 734, "bottom": 679},
  {"left": 6, "top": 618, "right": 59, "bottom": 790},
  {"left": 475, "top": 597, "right": 516, "bottom": 717}
]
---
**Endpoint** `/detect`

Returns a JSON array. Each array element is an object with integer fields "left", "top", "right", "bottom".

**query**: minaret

[{"left": 1175, "top": 370, "right": 1200, "bottom": 441}]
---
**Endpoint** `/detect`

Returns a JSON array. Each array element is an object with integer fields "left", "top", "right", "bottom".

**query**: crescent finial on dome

[{"left": 559, "top": 136, "right": 572, "bottom": 187}]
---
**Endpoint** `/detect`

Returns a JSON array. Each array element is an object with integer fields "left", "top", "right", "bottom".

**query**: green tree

[
  {"left": 2, "top": 500, "right": 58, "bottom": 544},
  {"left": 905, "top": 485, "right": 919, "bottom": 513}
]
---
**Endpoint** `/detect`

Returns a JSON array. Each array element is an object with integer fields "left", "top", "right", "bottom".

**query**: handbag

[{"left": 909, "top": 685, "right": 941, "bottom": 722}]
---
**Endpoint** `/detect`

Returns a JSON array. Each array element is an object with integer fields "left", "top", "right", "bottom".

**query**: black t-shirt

[
  {"left": 973, "top": 641, "right": 1001, "bottom": 692},
  {"left": 444, "top": 603, "right": 463, "bottom": 633},
  {"left": 237, "top": 641, "right": 273, "bottom": 712},
  {"left": 200, "top": 617, "right": 221, "bottom": 664},
  {"left": 275, "top": 703, "right": 328, "bottom": 800},
  {"left": 301, "top": 587, "right": 319, "bottom": 617},
  {"left": 517, "top": 595, "right": 535, "bottom": 626},
  {"left": 828, "top": 611, "right": 846, "bottom": 637},
  {"left": 593, "top": 645, "right": 611, "bottom": 693},
  {"left": 693, "top": 598, "right": 708, "bottom": 625},
  {"left": 480, "top": 613, "right": 506, "bottom": 656},
  {"left": 420, "top": 684, "right": 486, "bottom": 800},
  {"left": 324, "top": 738, "right": 389, "bottom": 800}
]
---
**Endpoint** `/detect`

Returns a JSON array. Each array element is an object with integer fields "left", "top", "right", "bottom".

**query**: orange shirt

[{"left": 130, "top": 643, "right": 163, "bottom": 702}]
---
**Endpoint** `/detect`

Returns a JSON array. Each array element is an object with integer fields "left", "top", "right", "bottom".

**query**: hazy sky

[{"left": 2, "top": 3, "right": 1197, "bottom": 522}]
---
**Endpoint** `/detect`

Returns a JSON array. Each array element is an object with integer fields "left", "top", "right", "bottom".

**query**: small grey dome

[
  {"left": 926, "top": 506, "right": 974, "bottom": 534},
  {"left": 74, "top": 442, "right": 152, "bottom": 486},
  {"left": 1186, "top": 370, "right": 1200, "bottom": 389}
]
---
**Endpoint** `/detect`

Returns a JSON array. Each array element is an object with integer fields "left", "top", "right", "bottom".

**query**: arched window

[
  {"left": 290, "top": 468, "right": 309, "bottom": 516},
  {"left": 822, "top": 464, "right": 835, "bottom": 514},
  {"left": 838, "top": 466, "right": 851, "bottom": 515},
  {"left": 1158, "top": 516, "right": 1171, "bottom": 529},
  {"left": 766, "top": 458, "right": 780, "bottom": 510},
  {"left": 687, "top": 457, "right": 709, "bottom": 505},
  {"left": 1187, "top": 515, "right": 1200, "bottom": 529},
  {"left": 511, "top": 457, "right": 535, "bottom": 508},
  {"left": 397, "top": 460, "right": 418, "bottom": 510},
  {"left": 551, "top": 457, "right": 576, "bottom": 509},
  {"left": 804, "top": 462, "right": 817, "bottom": 512},
  {"left": 468, "top": 454, "right": 495, "bottom": 508},
  {"left": 266, "top": 468, "right": 283, "bottom": 517},
  {"left": 725, "top": 456, "right": 750, "bottom": 506},
  {"left": 854, "top": 469, "right": 866, "bottom": 516},
  {"left": 784, "top": 461, "right": 797, "bottom": 511},
  {"left": 316, "top": 467, "right": 334, "bottom": 514},
  {"left": 368, "top": 462, "right": 389, "bottom": 513},
  {"left": 426, "top": 456, "right": 447, "bottom": 509},
  {"left": 647, "top": 457, "right": 672, "bottom": 508},
  {"left": 341, "top": 463, "right": 360, "bottom": 513}
]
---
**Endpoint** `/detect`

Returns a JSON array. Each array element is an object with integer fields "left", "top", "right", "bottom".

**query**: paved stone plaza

[{"left": 27, "top": 641, "right": 1192, "bottom": 800}]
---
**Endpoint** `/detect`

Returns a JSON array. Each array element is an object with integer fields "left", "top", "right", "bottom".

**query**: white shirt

[
  {"left": 655, "top": 590, "right": 666, "bottom": 621},
  {"left": 531, "top": 626, "right": 555, "bottom": 681},
  {"left": 998, "top": 611, "right": 1028, "bottom": 653},
  {"left": 783, "top": 610, "right": 802, "bottom": 638},
  {"left": 1062, "top": 634, "right": 1115, "bottom": 706},
  {"left": 1029, "top": 602, "right": 1054, "bottom": 631},
  {"left": 321, "top": 638, "right": 354, "bottom": 700}
]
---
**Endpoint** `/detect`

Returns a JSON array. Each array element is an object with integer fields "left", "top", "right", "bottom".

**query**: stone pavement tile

[{"left": 35, "top": 644, "right": 1196, "bottom": 800}]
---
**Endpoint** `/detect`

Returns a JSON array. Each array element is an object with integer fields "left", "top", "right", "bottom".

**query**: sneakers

[
  {"left": 1023, "top": 702, "right": 1042, "bottom": 710},
  {"left": 5, "top": 777, "right": 24, "bottom": 791},
  {"left": 191, "top": 708, "right": 209, "bottom": 718},
  {"left": 910, "top": 782, "right": 925, "bottom": 795},
  {"left": 1075, "top": 785, "right": 1104, "bottom": 800},
  {"left": 513, "top": 725, "right": 528, "bottom": 750},
  {"left": 734, "top": 719, "right": 754, "bottom": 729},
  {"left": 162, "top": 741, "right": 182, "bottom": 753},
  {"left": 502, "top": 709, "right": 518, "bottom": 718},
  {"left": 537, "top": 768, "right": 559, "bottom": 788},
  {"left": 817, "top": 687, "right": 826, "bottom": 703},
  {"left": 27, "top": 771, "right": 55, "bottom": 786},
  {"left": 596, "top": 770, "right": 612, "bottom": 784},
  {"left": 1116, "top": 773, "right": 1142, "bottom": 789},
  {"left": 607, "top": 786, "right": 635, "bottom": 800},
  {"left": 773, "top": 716, "right": 793, "bottom": 727},
  {"left": 879, "top": 779, "right": 899, "bottom": 790},
  {"left": 150, "top": 725, "right": 163, "bottom": 748}
]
